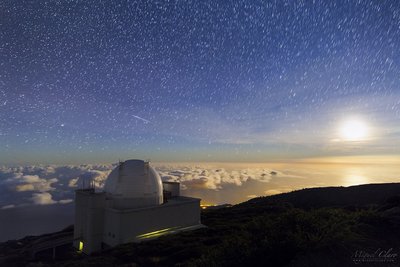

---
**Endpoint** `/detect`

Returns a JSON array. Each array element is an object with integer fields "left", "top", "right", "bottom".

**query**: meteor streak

[{"left": 133, "top": 115, "right": 150, "bottom": 123}]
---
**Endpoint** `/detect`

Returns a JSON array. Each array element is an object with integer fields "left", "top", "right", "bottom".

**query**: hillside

[
  {"left": 243, "top": 183, "right": 400, "bottom": 208},
  {"left": 2, "top": 183, "right": 400, "bottom": 267}
]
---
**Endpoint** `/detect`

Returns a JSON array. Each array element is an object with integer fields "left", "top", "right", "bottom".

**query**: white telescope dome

[{"left": 104, "top": 159, "right": 163, "bottom": 209}]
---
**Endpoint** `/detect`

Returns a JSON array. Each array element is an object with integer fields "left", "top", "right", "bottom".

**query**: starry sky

[{"left": 1, "top": 0, "right": 400, "bottom": 164}]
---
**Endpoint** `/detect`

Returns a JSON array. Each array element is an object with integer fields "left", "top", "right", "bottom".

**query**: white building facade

[{"left": 73, "top": 159, "right": 202, "bottom": 254}]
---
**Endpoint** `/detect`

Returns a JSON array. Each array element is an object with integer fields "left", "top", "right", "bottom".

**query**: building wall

[
  {"left": 73, "top": 189, "right": 106, "bottom": 254},
  {"left": 162, "top": 182, "right": 180, "bottom": 197},
  {"left": 102, "top": 204, "right": 122, "bottom": 246},
  {"left": 103, "top": 197, "right": 201, "bottom": 246},
  {"left": 74, "top": 190, "right": 201, "bottom": 253}
]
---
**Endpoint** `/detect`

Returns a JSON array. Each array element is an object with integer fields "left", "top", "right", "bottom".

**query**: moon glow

[{"left": 339, "top": 119, "right": 369, "bottom": 141}]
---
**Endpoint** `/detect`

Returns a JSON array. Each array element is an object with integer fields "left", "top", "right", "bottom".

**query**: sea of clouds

[
  {"left": 1, "top": 161, "right": 397, "bottom": 241},
  {"left": 0, "top": 163, "right": 281, "bottom": 209},
  {"left": 0, "top": 163, "right": 284, "bottom": 241},
  {"left": 0, "top": 164, "right": 113, "bottom": 209}
]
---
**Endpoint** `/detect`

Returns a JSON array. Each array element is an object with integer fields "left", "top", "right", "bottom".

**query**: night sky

[{"left": 1, "top": 0, "right": 400, "bottom": 164}]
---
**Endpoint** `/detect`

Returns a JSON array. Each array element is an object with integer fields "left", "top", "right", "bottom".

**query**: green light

[
  {"left": 136, "top": 227, "right": 180, "bottom": 240},
  {"left": 79, "top": 241, "right": 84, "bottom": 251}
]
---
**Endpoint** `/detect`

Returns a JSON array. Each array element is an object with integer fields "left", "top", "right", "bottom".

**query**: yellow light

[
  {"left": 136, "top": 227, "right": 179, "bottom": 240},
  {"left": 79, "top": 241, "right": 84, "bottom": 251},
  {"left": 200, "top": 204, "right": 216, "bottom": 210}
]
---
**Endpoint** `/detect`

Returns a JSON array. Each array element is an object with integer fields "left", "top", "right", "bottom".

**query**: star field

[{"left": 1, "top": 0, "right": 400, "bottom": 163}]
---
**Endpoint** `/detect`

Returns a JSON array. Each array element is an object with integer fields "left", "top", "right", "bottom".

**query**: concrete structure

[{"left": 73, "top": 159, "right": 202, "bottom": 254}]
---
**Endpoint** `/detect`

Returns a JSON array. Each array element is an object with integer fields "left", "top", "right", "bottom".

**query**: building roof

[{"left": 103, "top": 160, "right": 163, "bottom": 208}]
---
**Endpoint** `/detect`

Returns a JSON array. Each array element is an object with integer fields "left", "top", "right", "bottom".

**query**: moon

[{"left": 339, "top": 119, "right": 369, "bottom": 141}]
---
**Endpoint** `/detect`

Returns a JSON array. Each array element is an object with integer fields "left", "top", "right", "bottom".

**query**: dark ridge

[{"left": 242, "top": 183, "right": 400, "bottom": 209}]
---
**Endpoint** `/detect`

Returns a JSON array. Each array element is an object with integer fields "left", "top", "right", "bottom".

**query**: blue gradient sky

[{"left": 1, "top": 0, "right": 400, "bottom": 164}]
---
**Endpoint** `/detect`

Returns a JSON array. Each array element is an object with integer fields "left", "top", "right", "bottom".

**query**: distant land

[{"left": 1, "top": 183, "right": 400, "bottom": 267}]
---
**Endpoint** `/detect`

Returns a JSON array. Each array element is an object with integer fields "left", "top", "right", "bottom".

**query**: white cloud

[
  {"left": 13, "top": 175, "right": 58, "bottom": 192},
  {"left": 31, "top": 192, "right": 57, "bottom": 205},
  {"left": 157, "top": 165, "right": 276, "bottom": 190},
  {"left": 0, "top": 163, "right": 283, "bottom": 208},
  {"left": 0, "top": 164, "right": 114, "bottom": 208},
  {"left": 59, "top": 199, "right": 73, "bottom": 204},
  {"left": 68, "top": 178, "right": 79, "bottom": 188},
  {"left": 1, "top": 204, "right": 15, "bottom": 210},
  {"left": 15, "top": 184, "right": 35, "bottom": 192},
  {"left": 265, "top": 189, "right": 284, "bottom": 196},
  {"left": 82, "top": 170, "right": 110, "bottom": 188}
]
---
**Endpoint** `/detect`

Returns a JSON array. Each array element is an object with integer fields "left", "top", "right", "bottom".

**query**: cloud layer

[
  {"left": 157, "top": 165, "right": 278, "bottom": 190},
  {"left": 0, "top": 164, "right": 113, "bottom": 209},
  {"left": 0, "top": 163, "right": 281, "bottom": 209}
]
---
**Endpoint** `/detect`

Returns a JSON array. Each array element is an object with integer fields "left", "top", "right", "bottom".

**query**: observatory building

[{"left": 73, "top": 159, "right": 202, "bottom": 254}]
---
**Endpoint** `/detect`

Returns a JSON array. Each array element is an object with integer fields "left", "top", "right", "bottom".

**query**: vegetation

[{"left": 2, "top": 183, "right": 400, "bottom": 266}]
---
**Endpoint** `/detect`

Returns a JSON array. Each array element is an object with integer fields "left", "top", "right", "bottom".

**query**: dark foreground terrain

[{"left": 1, "top": 183, "right": 400, "bottom": 267}]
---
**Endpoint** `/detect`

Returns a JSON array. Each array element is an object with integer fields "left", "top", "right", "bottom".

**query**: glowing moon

[{"left": 339, "top": 119, "right": 369, "bottom": 141}]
